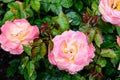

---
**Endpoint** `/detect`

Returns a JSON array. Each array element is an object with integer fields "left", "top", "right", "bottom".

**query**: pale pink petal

[
  {"left": 10, "top": 45, "right": 23, "bottom": 55},
  {"left": 1, "top": 41, "right": 20, "bottom": 51},
  {"left": 117, "top": 36, "right": 120, "bottom": 47},
  {"left": 25, "top": 26, "right": 39, "bottom": 40},
  {"left": 48, "top": 52, "right": 56, "bottom": 65}
]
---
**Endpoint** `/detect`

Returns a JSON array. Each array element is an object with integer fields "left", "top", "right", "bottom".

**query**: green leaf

[
  {"left": 72, "top": 74, "right": 85, "bottom": 80},
  {"left": 79, "top": 24, "right": 90, "bottom": 33},
  {"left": 2, "top": 0, "right": 14, "bottom": 3},
  {"left": 31, "top": 46, "right": 40, "bottom": 58},
  {"left": 111, "top": 50, "right": 120, "bottom": 66},
  {"left": 66, "top": 11, "right": 81, "bottom": 26},
  {"left": 33, "top": 38, "right": 43, "bottom": 47},
  {"left": 42, "top": 3, "right": 51, "bottom": 12},
  {"left": 30, "top": 71, "right": 37, "bottom": 80},
  {"left": 40, "top": 0, "right": 51, "bottom": 3},
  {"left": 32, "top": 54, "right": 42, "bottom": 62},
  {"left": 94, "top": 31, "right": 103, "bottom": 47},
  {"left": 101, "top": 41, "right": 115, "bottom": 48},
  {"left": 96, "top": 57, "right": 107, "bottom": 67},
  {"left": 21, "top": 57, "right": 29, "bottom": 70},
  {"left": 116, "top": 27, "right": 120, "bottom": 36},
  {"left": 30, "top": 0, "right": 40, "bottom": 12},
  {"left": 74, "top": 1, "right": 83, "bottom": 11},
  {"left": 61, "top": 0, "right": 73, "bottom": 8},
  {"left": 88, "top": 28, "right": 95, "bottom": 43},
  {"left": 51, "top": 28, "right": 61, "bottom": 36},
  {"left": 24, "top": 0, "right": 30, "bottom": 7},
  {"left": 95, "top": 65, "right": 102, "bottom": 73},
  {"left": 48, "top": 40, "right": 54, "bottom": 51},
  {"left": 104, "top": 62, "right": 116, "bottom": 76},
  {"left": 92, "top": 2, "right": 100, "bottom": 15},
  {"left": 24, "top": 68, "right": 37, "bottom": 80},
  {"left": 89, "top": 75, "right": 95, "bottom": 80},
  {"left": 92, "top": 2, "right": 97, "bottom": 11},
  {"left": 50, "top": 0, "right": 61, "bottom": 3},
  {"left": 100, "top": 49, "right": 116, "bottom": 58},
  {"left": 2, "top": 11, "right": 15, "bottom": 23},
  {"left": 50, "top": 3, "right": 62, "bottom": 14},
  {"left": 6, "top": 59, "right": 20, "bottom": 77},
  {"left": 40, "top": 42, "right": 47, "bottom": 57},
  {"left": 25, "top": 8, "right": 34, "bottom": 17},
  {"left": 62, "top": 74, "right": 71, "bottom": 80},
  {"left": 23, "top": 45, "right": 31, "bottom": 56},
  {"left": 27, "top": 61, "right": 35, "bottom": 78},
  {"left": 8, "top": 2, "right": 26, "bottom": 18},
  {"left": 87, "top": 7, "right": 93, "bottom": 16},
  {"left": 8, "top": 2, "right": 20, "bottom": 12},
  {"left": 104, "top": 34, "right": 116, "bottom": 41},
  {"left": 57, "top": 12, "right": 70, "bottom": 32}
]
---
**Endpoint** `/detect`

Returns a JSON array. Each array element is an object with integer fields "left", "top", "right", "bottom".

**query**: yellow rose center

[
  {"left": 110, "top": 0, "right": 120, "bottom": 10},
  {"left": 61, "top": 40, "right": 78, "bottom": 62},
  {"left": 11, "top": 27, "right": 29, "bottom": 42}
]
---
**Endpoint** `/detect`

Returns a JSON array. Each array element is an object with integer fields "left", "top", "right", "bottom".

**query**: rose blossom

[
  {"left": 48, "top": 30, "right": 95, "bottom": 74},
  {"left": 117, "top": 36, "right": 120, "bottom": 46},
  {"left": 0, "top": 19, "right": 39, "bottom": 55},
  {"left": 99, "top": 0, "right": 120, "bottom": 26}
]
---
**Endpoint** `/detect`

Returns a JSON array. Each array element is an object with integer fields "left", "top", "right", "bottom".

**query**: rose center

[
  {"left": 111, "top": 0, "right": 120, "bottom": 10},
  {"left": 61, "top": 41, "right": 78, "bottom": 62},
  {"left": 11, "top": 30, "right": 29, "bottom": 40}
]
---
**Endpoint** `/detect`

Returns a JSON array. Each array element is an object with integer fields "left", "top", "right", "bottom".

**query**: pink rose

[
  {"left": 117, "top": 36, "right": 120, "bottom": 46},
  {"left": 0, "top": 19, "right": 39, "bottom": 55},
  {"left": 48, "top": 30, "right": 95, "bottom": 74},
  {"left": 99, "top": 0, "right": 120, "bottom": 26}
]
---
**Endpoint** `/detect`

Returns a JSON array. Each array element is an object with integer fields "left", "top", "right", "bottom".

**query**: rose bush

[
  {"left": 99, "top": 0, "right": 120, "bottom": 26},
  {"left": 0, "top": 19, "right": 39, "bottom": 55},
  {"left": 48, "top": 30, "right": 95, "bottom": 74},
  {"left": 0, "top": 0, "right": 120, "bottom": 80}
]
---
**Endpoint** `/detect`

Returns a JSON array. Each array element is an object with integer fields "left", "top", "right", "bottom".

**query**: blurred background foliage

[{"left": 0, "top": 0, "right": 120, "bottom": 80}]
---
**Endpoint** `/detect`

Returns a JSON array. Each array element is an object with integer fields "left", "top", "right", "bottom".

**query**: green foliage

[
  {"left": 23, "top": 45, "right": 32, "bottom": 56},
  {"left": 2, "top": 11, "right": 15, "bottom": 23},
  {"left": 94, "top": 30, "right": 103, "bottom": 47},
  {"left": 60, "top": 0, "right": 73, "bottom": 8},
  {"left": 66, "top": 11, "right": 81, "bottom": 26},
  {"left": 88, "top": 28, "right": 96, "bottom": 43},
  {"left": 6, "top": 59, "right": 20, "bottom": 77},
  {"left": 26, "top": 61, "right": 35, "bottom": 78},
  {"left": 74, "top": 0, "right": 83, "bottom": 12},
  {"left": 50, "top": 3, "right": 62, "bottom": 14},
  {"left": 1, "top": 0, "right": 14, "bottom": 3},
  {"left": 96, "top": 57, "right": 107, "bottom": 68},
  {"left": 100, "top": 49, "right": 116, "bottom": 58},
  {"left": 57, "top": 12, "right": 70, "bottom": 31},
  {"left": 30, "top": 0, "right": 40, "bottom": 12},
  {"left": 116, "top": 27, "right": 120, "bottom": 36}
]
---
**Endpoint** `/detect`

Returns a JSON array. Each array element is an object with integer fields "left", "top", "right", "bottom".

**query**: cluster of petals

[
  {"left": 0, "top": 19, "right": 39, "bottom": 55},
  {"left": 48, "top": 30, "right": 95, "bottom": 74},
  {"left": 99, "top": 0, "right": 120, "bottom": 26}
]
